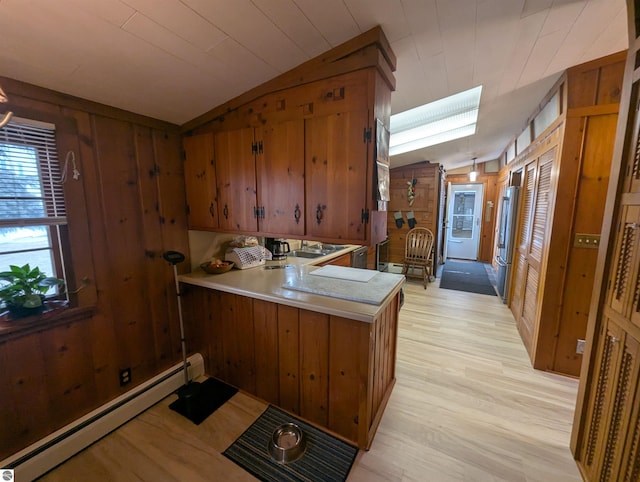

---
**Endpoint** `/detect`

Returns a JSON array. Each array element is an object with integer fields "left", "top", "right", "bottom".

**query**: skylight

[{"left": 389, "top": 86, "right": 482, "bottom": 156}]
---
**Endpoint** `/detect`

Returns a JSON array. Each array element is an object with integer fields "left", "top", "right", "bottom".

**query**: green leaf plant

[{"left": 0, "top": 264, "right": 65, "bottom": 311}]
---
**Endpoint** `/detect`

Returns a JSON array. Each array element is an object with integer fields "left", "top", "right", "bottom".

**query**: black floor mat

[
  {"left": 169, "top": 377, "right": 238, "bottom": 425},
  {"left": 224, "top": 405, "right": 358, "bottom": 482},
  {"left": 439, "top": 261, "right": 497, "bottom": 296}
]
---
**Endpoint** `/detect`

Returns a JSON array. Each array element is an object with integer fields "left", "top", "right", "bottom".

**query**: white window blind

[{"left": 0, "top": 118, "right": 66, "bottom": 227}]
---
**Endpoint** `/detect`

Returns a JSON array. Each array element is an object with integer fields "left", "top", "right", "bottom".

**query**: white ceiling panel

[
  {"left": 184, "top": 0, "right": 308, "bottom": 72},
  {"left": 121, "top": 0, "right": 228, "bottom": 51},
  {"left": 293, "top": 0, "right": 361, "bottom": 45},
  {"left": 0, "top": 0, "right": 628, "bottom": 170},
  {"left": 251, "top": 0, "right": 331, "bottom": 57},
  {"left": 67, "top": 0, "right": 136, "bottom": 27},
  {"left": 497, "top": 10, "right": 548, "bottom": 94},
  {"left": 345, "top": 0, "right": 410, "bottom": 43}
]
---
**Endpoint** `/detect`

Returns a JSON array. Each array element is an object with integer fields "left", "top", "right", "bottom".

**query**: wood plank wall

[
  {"left": 0, "top": 77, "right": 190, "bottom": 460},
  {"left": 387, "top": 162, "right": 441, "bottom": 265}
]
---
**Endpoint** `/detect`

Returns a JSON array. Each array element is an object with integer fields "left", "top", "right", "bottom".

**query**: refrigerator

[{"left": 496, "top": 186, "right": 520, "bottom": 304}]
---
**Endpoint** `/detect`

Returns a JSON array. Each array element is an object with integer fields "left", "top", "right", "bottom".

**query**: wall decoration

[{"left": 407, "top": 178, "right": 417, "bottom": 205}]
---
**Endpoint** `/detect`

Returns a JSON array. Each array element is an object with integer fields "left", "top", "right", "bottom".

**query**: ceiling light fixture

[
  {"left": 389, "top": 85, "right": 482, "bottom": 156},
  {"left": 469, "top": 157, "right": 478, "bottom": 182}
]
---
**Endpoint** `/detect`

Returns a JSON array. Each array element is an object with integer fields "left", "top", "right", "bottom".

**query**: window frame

[
  {"left": 0, "top": 117, "right": 67, "bottom": 295},
  {"left": 0, "top": 105, "right": 97, "bottom": 324}
]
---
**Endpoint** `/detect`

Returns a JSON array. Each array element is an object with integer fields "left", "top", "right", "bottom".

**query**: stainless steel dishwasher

[{"left": 351, "top": 246, "right": 368, "bottom": 269}]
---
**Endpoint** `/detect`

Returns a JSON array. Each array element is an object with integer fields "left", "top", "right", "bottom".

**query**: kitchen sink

[
  {"left": 290, "top": 244, "right": 350, "bottom": 259},
  {"left": 290, "top": 250, "right": 325, "bottom": 259}
]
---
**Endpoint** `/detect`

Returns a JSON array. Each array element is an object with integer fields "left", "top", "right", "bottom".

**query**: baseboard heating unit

[{"left": 1, "top": 353, "right": 205, "bottom": 481}]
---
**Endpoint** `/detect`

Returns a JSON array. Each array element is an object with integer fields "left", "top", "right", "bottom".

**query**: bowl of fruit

[{"left": 200, "top": 258, "right": 234, "bottom": 274}]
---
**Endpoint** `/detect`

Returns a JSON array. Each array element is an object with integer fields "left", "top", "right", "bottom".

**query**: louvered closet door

[
  {"left": 511, "top": 148, "right": 555, "bottom": 358},
  {"left": 580, "top": 318, "right": 640, "bottom": 481}
]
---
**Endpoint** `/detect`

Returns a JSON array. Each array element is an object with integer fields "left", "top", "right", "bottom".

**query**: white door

[{"left": 445, "top": 183, "right": 484, "bottom": 260}]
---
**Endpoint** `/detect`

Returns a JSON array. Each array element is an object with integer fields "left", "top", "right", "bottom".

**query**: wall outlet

[
  {"left": 119, "top": 367, "right": 131, "bottom": 386},
  {"left": 576, "top": 339, "right": 586, "bottom": 354}
]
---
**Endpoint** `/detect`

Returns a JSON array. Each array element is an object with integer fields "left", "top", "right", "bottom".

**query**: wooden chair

[{"left": 401, "top": 227, "right": 434, "bottom": 289}]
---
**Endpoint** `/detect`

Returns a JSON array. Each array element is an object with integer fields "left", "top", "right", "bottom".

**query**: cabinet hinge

[
  {"left": 361, "top": 208, "right": 370, "bottom": 223},
  {"left": 251, "top": 141, "right": 264, "bottom": 154},
  {"left": 363, "top": 127, "right": 372, "bottom": 143},
  {"left": 181, "top": 150, "right": 186, "bottom": 160},
  {"left": 186, "top": 204, "right": 190, "bottom": 216}
]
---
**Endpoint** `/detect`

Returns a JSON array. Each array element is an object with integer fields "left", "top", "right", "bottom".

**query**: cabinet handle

[
  {"left": 209, "top": 202, "right": 215, "bottom": 218},
  {"left": 253, "top": 206, "right": 258, "bottom": 218},
  {"left": 260, "top": 206, "right": 265, "bottom": 219},
  {"left": 611, "top": 336, "right": 619, "bottom": 344},
  {"left": 294, "top": 204, "right": 301, "bottom": 224},
  {"left": 316, "top": 204, "right": 323, "bottom": 225},
  {"left": 223, "top": 204, "right": 229, "bottom": 219}
]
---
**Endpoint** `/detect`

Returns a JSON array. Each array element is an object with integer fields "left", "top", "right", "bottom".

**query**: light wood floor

[{"left": 40, "top": 277, "right": 581, "bottom": 482}]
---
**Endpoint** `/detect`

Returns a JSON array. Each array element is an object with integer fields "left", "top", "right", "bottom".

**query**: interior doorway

[{"left": 445, "top": 183, "right": 484, "bottom": 260}]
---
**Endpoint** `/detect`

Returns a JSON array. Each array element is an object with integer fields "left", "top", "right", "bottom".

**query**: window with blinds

[{"left": 0, "top": 117, "right": 67, "bottom": 286}]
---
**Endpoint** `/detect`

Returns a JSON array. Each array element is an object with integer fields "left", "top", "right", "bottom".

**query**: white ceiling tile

[
  {"left": 251, "top": 0, "right": 331, "bottom": 57},
  {"left": 540, "top": 1, "right": 585, "bottom": 36},
  {"left": 66, "top": 0, "right": 136, "bottom": 27},
  {"left": 120, "top": 0, "right": 228, "bottom": 51},
  {"left": 121, "top": 12, "right": 229, "bottom": 85},
  {"left": 206, "top": 36, "right": 280, "bottom": 90},
  {"left": 519, "top": 29, "right": 565, "bottom": 85},
  {"left": 293, "top": 0, "right": 362, "bottom": 45},
  {"left": 183, "top": 0, "right": 308, "bottom": 72},
  {"left": 545, "top": 0, "right": 627, "bottom": 73},
  {"left": 581, "top": 6, "right": 627, "bottom": 61},
  {"left": 398, "top": 0, "right": 441, "bottom": 60},
  {"left": 496, "top": 10, "right": 547, "bottom": 94},
  {"left": 521, "top": 0, "right": 553, "bottom": 18},
  {"left": 474, "top": 1, "right": 524, "bottom": 83},
  {"left": 345, "top": 0, "right": 410, "bottom": 43}
]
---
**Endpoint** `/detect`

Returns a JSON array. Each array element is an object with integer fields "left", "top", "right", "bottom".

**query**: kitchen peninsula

[{"left": 179, "top": 252, "right": 404, "bottom": 449}]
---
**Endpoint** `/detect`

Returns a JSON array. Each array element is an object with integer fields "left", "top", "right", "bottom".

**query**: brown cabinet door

[
  {"left": 256, "top": 119, "right": 305, "bottom": 236},
  {"left": 215, "top": 128, "right": 258, "bottom": 232},
  {"left": 183, "top": 133, "right": 217, "bottom": 230},
  {"left": 305, "top": 110, "right": 368, "bottom": 241}
]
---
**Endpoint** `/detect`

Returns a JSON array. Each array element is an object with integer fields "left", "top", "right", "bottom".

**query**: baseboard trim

[{"left": 1, "top": 354, "right": 205, "bottom": 481}]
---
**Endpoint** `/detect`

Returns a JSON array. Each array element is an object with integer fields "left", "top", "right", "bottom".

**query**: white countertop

[{"left": 179, "top": 248, "right": 405, "bottom": 323}]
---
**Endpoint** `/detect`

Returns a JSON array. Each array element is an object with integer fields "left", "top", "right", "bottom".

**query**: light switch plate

[{"left": 574, "top": 233, "right": 601, "bottom": 249}]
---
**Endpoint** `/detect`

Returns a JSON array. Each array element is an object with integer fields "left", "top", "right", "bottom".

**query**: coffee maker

[{"left": 265, "top": 238, "right": 290, "bottom": 260}]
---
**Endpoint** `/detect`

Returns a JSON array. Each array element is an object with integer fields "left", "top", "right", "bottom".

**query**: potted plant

[{"left": 0, "top": 264, "right": 65, "bottom": 319}]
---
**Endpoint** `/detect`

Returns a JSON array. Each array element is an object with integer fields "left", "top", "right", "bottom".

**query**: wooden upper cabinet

[
  {"left": 183, "top": 133, "right": 217, "bottom": 230},
  {"left": 305, "top": 110, "right": 369, "bottom": 241},
  {"left": 256, "top": 119, "right": 305, "bottom": 236},
  {"left": 214, "top": 128, "right": 258, "bottom": 232}
]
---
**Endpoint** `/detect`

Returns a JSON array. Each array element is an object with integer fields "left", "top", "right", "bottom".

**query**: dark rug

[
  {"left": 439, "top": 260, "right": 497, "bottom": 296},
  {"left": 169, "top": 377, "right": 238, "bottom": 425},
  {"left": 223, "top": 405, "right": 358, "bottom": 482}
]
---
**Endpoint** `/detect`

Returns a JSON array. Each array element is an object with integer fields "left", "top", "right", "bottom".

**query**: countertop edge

[{"left": 179, "top": 265, "right": 404, "bottom": 323}]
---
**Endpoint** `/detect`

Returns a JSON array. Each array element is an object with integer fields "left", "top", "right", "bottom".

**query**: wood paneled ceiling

[{"left": 0, "top": 0, "right": 628, "bottom": 170}]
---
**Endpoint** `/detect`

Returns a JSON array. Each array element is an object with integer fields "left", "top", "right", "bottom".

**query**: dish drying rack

[{"left": 224, "top": 246, "right": 271, "bottom": 269}]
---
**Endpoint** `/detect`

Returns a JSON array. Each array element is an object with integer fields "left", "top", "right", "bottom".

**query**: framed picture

[{"left": 376, "top": 118, "right": 390, "bottom": 165}]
